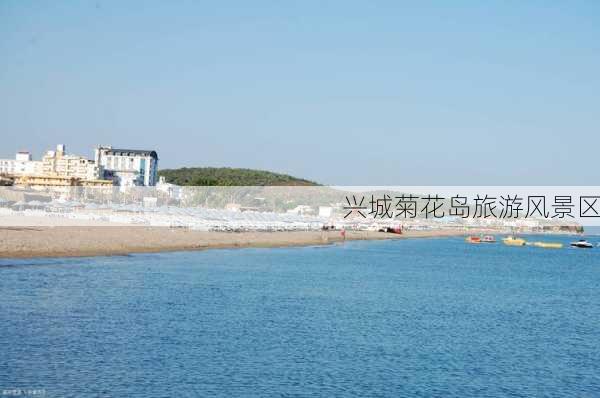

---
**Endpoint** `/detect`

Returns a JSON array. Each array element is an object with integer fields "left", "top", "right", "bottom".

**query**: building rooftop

[{"left": 102, "top": 148, "right": 158, "bottom": 159}]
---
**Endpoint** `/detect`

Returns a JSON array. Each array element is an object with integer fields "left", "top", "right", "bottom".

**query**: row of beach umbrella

[{"left": 1, "top": 198, "right": 326, "bottom": 229}]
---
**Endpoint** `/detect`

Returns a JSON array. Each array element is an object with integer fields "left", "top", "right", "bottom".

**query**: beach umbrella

[{"left": 130, "top": 204, "right": 144, "bottom": 212}]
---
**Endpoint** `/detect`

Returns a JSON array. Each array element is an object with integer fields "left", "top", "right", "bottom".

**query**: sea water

[{"left": 1, "top": 236, "right": 599, "bottom": 397}]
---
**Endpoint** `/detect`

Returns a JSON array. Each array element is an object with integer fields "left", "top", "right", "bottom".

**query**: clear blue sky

[{"left": 1, "top": 1, "right": 599, "bottom": 184}]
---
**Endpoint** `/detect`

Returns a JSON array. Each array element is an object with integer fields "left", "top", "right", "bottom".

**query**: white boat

[
  {"left": 570, "top": 239, "right": 593, "bottom": 249},
  {"left": 482, "top": 235, "right": 496, "bottom": 243}
]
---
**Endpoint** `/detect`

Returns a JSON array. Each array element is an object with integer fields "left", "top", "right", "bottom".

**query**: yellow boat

[
  {"left": 503, "top": 236, "right": 526, "bottom": 246},
  {"left": 532, "top": 242, "right": 563, "bottom": 249}
]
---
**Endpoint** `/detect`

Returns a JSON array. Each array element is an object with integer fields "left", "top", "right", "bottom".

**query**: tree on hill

[{"left": 158, "top": 167, "right": 318, "bottom": 186}]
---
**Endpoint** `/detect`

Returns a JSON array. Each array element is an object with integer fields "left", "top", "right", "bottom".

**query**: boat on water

[
  {"left": 465, "top": 236, "right": 481, "bottom": 244},
  {"left": 503, "top": 236, "right": 526, "bottom": 246},
  {"left": 532, "top": 241, "right": 563, "bottom": 249},
  {"left": 482, "top": 235, "right": 496, "bottom": 243},
  {"left": 570, "top": 239, "right": 593, "bottom": 249}
]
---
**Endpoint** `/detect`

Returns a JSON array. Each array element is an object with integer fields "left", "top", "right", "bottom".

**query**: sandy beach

[{"left": 0, "top": 227, "right": 486, "bottom": 258}]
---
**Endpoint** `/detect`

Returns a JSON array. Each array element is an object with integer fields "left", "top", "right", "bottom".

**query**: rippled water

[{"left": 1, "top": 236, "right": 599, "bottom": 397}]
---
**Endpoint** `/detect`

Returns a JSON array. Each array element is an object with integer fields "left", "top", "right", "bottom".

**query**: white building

[
  {"left": 0, "top": 151, "right": 43, "bottom": 176},
  {"left": 286, "top": 205, "right": 314, "bottom": 216},
  {"left": 156, "top": 176, "right": 182, "bottom": 200},
  {"left": 95, "top": 146, "right": 159, "bottom": 186},
  {"left": 318, "top": 206, "right": 332, "bottom": 218}
]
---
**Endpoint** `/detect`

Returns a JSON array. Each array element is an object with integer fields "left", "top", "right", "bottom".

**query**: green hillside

[{"left": 158, "top": 167, "right": 318, "bottom": 186}]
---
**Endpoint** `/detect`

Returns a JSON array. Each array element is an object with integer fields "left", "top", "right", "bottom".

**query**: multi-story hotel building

[
  {"left": 1, "top": 144, "right": 159, "bottom": 187},
  {"left": 0, "top": 152, "right": 43, "bottom": 176},
  {"left": 42, "top": 145, "right": 103, "bottom": 181},
  {"left": 95, "top": 146, "right": 159, "bottom": 186}
]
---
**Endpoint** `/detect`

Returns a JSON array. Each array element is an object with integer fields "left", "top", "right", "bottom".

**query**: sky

[{"left": 1, "top": 1, "right": 599, "bottom": 185}]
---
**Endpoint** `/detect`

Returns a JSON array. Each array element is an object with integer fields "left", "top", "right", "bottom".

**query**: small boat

[
  {"left": 482, "top": 235, "right": 496, "bottom": 243},
  {"left": 465, "top": 236, "right": 481, "bottom": 244},
  {"left": 503, "top": 236, "right": 526, "bottom": 246},
  {"left": 532, "top": 241, "right": 563, "bottom": 249},
  {"left": 570, "top": 239, "right": 593, "bottom": 249}
]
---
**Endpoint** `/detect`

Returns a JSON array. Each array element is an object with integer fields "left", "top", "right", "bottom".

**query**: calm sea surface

[{"left": 1, "top": 236, "right": 599, "bottom": 397}]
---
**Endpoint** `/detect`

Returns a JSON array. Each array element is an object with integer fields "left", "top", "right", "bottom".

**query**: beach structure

[
  {"left": 156, "top": 176, "right": 182, "bottom": 200},
  {"left": 318, "top": 206, "right": 332, "bottom": 218},
  {"left": 287, "top": 205, "right": 314, "bottom": 216},
  {"left": 95, "top": 146, "right": 159, "bottom": 186}
]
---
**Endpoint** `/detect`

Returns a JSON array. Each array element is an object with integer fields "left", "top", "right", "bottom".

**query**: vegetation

[{"left": 158, "top": 167, "right": 318, "bottom": 186}]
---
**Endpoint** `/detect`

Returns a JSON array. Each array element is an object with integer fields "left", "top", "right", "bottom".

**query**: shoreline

[{"left": 0, "top": 227, "right": 494, "bottom": 259}]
